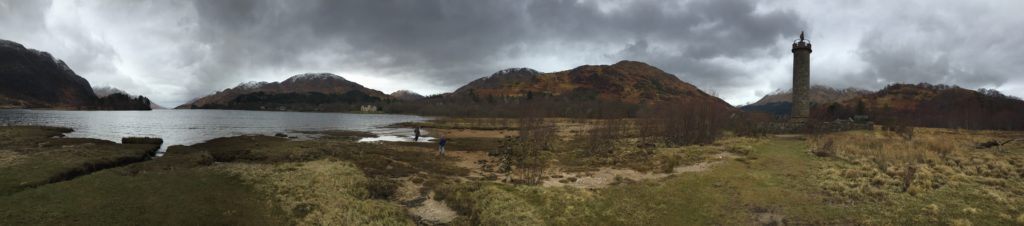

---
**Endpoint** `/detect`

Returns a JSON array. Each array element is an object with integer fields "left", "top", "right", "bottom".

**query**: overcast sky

[{"left": 2, "top": 0, "right": 1022, "bottom": 107}]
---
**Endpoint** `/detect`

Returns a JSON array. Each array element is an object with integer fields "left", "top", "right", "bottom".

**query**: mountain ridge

[
  {"left": 0, "top": 39, "right": 151, "bottom": 110},
  {"left": 176, "top": 73, "right": 390, "bottom": 110}
]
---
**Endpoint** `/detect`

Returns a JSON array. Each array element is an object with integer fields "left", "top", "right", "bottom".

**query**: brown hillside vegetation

[
  {"left": 388, "top": 61, "right": 734, "bottom": 118},
  {"left": 814, "top": 83, "right": 1024, "bottom": 130}
]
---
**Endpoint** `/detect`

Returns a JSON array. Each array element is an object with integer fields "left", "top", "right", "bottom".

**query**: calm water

[{"left": 0, "top": 109, "right": 433, "bottom": 154}]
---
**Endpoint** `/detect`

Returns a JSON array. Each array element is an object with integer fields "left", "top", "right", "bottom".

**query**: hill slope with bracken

[
  {"left": 0, "top": 39, "right": 150, "bottom": 110},
  {"left": 177, "top": 73, "right": 390, "bottom": 111},
  {"left": 393, "top": 60, "right": 733, "bottom": 117},
  {"left": 815, "top": 83, "right": 1024, "bottom": 130},
  {"left": 454, "top": 61, "right": 729, "bottom": 106}
]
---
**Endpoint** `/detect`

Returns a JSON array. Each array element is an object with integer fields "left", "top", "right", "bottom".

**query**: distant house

[{"left": 360, "top": 105, "right": 378, "bottom": 112}]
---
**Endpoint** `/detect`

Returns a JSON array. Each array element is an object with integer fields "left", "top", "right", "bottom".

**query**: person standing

[
  {"left": 438, "top": 135, "right": 447, "bottom": 157},
  {"left": 414, "top": 126, "right": 421, "bottom": 142}
]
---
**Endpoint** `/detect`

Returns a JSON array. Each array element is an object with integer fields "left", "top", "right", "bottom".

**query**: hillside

[
  {"left": 93, "top": 86, "right": 162, "bottom": 109},
  {"left": 390, "top": 90, "right": 424, "bottom": 101},
  {"left": 177, "top": 73, "right": 390, "bottom": 111},
  {"left": 820, "top": 83, "right": 1024, "bottom": 130},
  {"left": 750, "top": 85, "right": 870, "bottom": 106},
  {"left": 741, "top": 86, "right": 870, "bottom": 115},
  {"left": 0, "top": 39, "right": 150, "bottom": 110},
  {"left": 452, "top": 61, "right": 729, "bottom": 106},
  {"left": 391, "top": 61, "right": 734, "bottom": 117},
  {"left": 0, "top": 39, "right": 99, "bottom": 109}
]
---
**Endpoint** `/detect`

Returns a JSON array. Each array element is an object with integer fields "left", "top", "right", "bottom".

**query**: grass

[
  {"left": 4, "top": 121, "right": 1024, "bottom": 225},
  {"left": 432, "top": 138, "right": 853, "bottom": 225},
  {"left": 0, "top": 131, "right": 421, "bottom": 225},
  {"left": 808, "top": 127, "right": 1024, "bottom": 225},
  {"left": 217, "top": 160, "right": 413, "bottom": 225},
  {"left": 0, "top": 126, "right": 160, "bottom": 195},
  {"left": 390, "top": 137, "right": 504, "bottom": 152},
  {"left": 393, "top": 118, "right": 520, "bottom": 130},
  {"left": 0, "top": 159, "right": 290, "bottom": 225},
  {"left": 433, "top": 130, "right": 1024, "bottom": 225},
  {"left": 553, "top": 136, "right": 763, "bottom": 173},
  {"left": 293, "top": 129, "right": 378, "bottom": 141}
]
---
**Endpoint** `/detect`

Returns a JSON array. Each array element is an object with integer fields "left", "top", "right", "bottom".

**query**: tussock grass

[
  {"left": 810, "top": 127, "right": 1024, "bottom": 224},
  {"left": 218, "top": 160, "right": 413, "bottom": 226}
]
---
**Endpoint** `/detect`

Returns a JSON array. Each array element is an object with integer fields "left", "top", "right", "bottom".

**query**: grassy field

[
  {"left": 0, "top": 126, "right": 160, "bottom": 195},
  {"left": 1, "top": 121, "right": 1022, "bottom": 225}
]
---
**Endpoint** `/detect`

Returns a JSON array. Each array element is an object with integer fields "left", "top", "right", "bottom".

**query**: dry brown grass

[{"left": 810, "top": 127, "right": 1024, "bottom": 205}]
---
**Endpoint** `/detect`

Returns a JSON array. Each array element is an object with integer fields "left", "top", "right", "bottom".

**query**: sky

[{"left": 1, "top": 0, "right": 1022, "bottom": 107}]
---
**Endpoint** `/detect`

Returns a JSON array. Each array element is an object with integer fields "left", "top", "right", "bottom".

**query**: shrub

[
  {"left": 582, "top": 118, "right": 627, "bottom": 156},
  {"left": 488, "top": 117, "right": 553, "bottom": 184},
  {"left": 637, "top": 101, "right": 727, "bottom": 146}
]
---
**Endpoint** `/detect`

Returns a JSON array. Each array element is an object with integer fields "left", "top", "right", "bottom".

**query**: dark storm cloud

[
  {"left": 2, "top": 0, "right": 1023, "bottom": 106},
  {"left": 180, "top": 0, "right": 803, "bottom": 103}
]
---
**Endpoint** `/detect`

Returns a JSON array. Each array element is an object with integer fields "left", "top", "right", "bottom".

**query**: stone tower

[{"left": 791, "top": 31, "right": 812, "bottom": 123}]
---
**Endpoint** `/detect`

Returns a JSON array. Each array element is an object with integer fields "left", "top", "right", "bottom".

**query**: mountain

[
  {"left": 390, "top": 90, "right": 424, "bottom": 101},
  {"left": 177, "top": 73, "right": 390, "bottom": 111},
  {"left": 741, "top": 85, "right": 870, "bottom": 115},
  {"left": 0, "top": 39, "right": 98, "bottom": 108},
  {"left": 749, "top": 85, "right": 870, "bottom": 106},
  {"left": 819, "top": 83, "right": 1024, "bottom": 130},
  {"left": 0, "top": 39, "right": 150, "bottom": 110},
  {"left": 454, "top": 61, "right": 729, "bottom": 106},
  {"left": 93, "top": 86, "right": 163, "bottom": 109},
  {"left": 394, "top": 60, "right": 733, "bottom": 118}
]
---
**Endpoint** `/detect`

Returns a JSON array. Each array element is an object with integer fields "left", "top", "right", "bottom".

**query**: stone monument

[{"left": 791, "top": 31, "right": 812, "bottom": 123}]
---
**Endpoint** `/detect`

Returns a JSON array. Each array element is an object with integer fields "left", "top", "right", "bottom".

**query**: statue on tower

[{"left": 799, "top": 31, "right": 805, "bottom": 41}]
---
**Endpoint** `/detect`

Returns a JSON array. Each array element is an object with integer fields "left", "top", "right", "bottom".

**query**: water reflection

[{"left": 0, "top": 109, "right": 431, "bottom": 154}]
